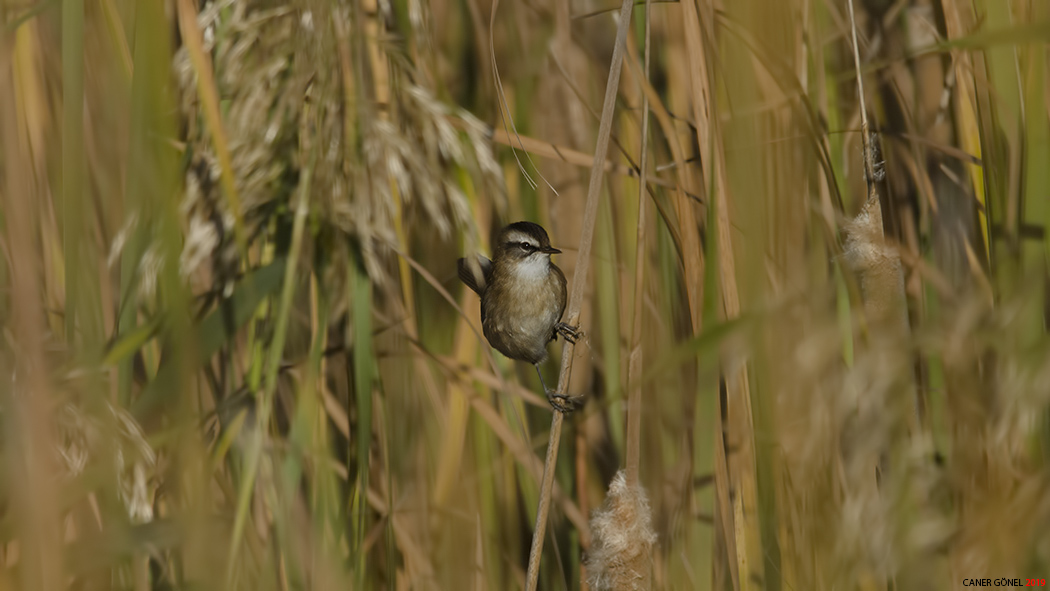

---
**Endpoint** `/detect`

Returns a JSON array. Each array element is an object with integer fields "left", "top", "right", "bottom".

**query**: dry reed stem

[
  {"left": 453, "top": 117, "right": 684, "bottom": 194},
  {"left": 2, "top": 38, "right": 64, "bottom": 591},
  {"left": 623, "top": 31, "right": 698, "bottom": 216},
  {"left": 625, "top": 0, "right": 652, "bottom": 492},
  {"left": 940, "top": 1, "right": 989, "bottom": 259},
  {"left": 524, "top": 0, "right": 636, "bottom": 588},
  {"left": 61, "top": 0, "right": 84, "bottom": 342}
]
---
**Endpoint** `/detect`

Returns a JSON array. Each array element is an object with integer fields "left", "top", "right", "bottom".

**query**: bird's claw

[
  {"left": 545, "top": 389, "right": 584, "bottom": 413},
  {"left": 555, "top": 322, "right": 581, "bottom": 344}
]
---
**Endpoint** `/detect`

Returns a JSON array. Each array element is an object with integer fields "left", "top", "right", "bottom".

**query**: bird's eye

[{"left": 519, "top": 242, "right": 533, "bottom": 251}]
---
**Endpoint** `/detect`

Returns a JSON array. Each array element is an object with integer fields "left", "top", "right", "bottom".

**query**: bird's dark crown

[{"left": 496, "top": 221, "right": 554, "bottom": 258}]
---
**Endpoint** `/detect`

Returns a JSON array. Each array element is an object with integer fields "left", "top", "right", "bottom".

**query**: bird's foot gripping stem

[
  {"left": 554, "top": 322, "right": 581, "bottom": 344},
  {"left": 545, "top": 389, "right": 584, "bottom": 413},
  {"left": 534, "top": 364, "right": 583, "bottom": 413}
]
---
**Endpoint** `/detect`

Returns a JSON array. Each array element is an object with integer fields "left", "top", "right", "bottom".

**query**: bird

[{"left": 457, "top": 221, "right": 582, "bottom": 411}]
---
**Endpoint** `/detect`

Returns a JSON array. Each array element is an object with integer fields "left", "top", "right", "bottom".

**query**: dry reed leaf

[{"left": 680, "top": 0, "right": 755, "bottom": 586}]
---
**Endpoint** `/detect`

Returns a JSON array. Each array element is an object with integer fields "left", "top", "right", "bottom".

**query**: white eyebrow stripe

[{"left": 504, "top": 231, "right": 540, "bottom": 247}]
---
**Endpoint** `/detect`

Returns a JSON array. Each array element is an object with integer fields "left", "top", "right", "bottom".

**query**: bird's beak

[{"left": 541, "top": 246, "right": 562, "bottom": 255}]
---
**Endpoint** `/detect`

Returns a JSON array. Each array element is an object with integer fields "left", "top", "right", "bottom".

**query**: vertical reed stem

[{"left": 524, "top": 0, "right": 636, "bottom": 588}]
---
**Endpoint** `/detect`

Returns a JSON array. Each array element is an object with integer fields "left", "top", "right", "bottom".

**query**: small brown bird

[{"left": 458, "top": 222, "right": 581, "bottom": 411}]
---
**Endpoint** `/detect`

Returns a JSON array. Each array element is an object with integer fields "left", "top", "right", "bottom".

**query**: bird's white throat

[{"left": 508, "top": 254, "right": 551, "bottom": 282}]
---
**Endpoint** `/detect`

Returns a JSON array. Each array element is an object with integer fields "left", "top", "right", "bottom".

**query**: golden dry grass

[{"left": 0, "top": 0, "right": 1048, "bottom": 589}]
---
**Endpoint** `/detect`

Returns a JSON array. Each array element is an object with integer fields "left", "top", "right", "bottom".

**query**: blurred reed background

[{"left": 0, "top": 0, "right": 1048, "bottom": 588}]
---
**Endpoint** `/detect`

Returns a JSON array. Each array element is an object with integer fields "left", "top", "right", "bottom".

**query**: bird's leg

[
  {"left": 554, "top": 322, "right": 581, "bottom": 344},
  {"left": 534, "top": 363, "right": 582, "bottom": 413}
]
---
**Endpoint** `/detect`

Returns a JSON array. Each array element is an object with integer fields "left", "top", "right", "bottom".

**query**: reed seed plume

[
  {"left": 843, "top": 196, "right": 908, "bottom": 336},
  {"left": 173, "top": 1, "right": 501, "bottom": 287},
  {"left": 585, "top": 470, "right": 656, "bottom": 591}
]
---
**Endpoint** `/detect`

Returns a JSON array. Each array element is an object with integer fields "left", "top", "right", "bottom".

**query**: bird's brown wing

[
  {"left": 457, "top": 255, "right": 493, "bottom": 296},
  {"left": 550, "top": 263, "right": 570, "bottom": 341},
  {"left": 552, "top": 263, "right": 568, "bottom": 317}
]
